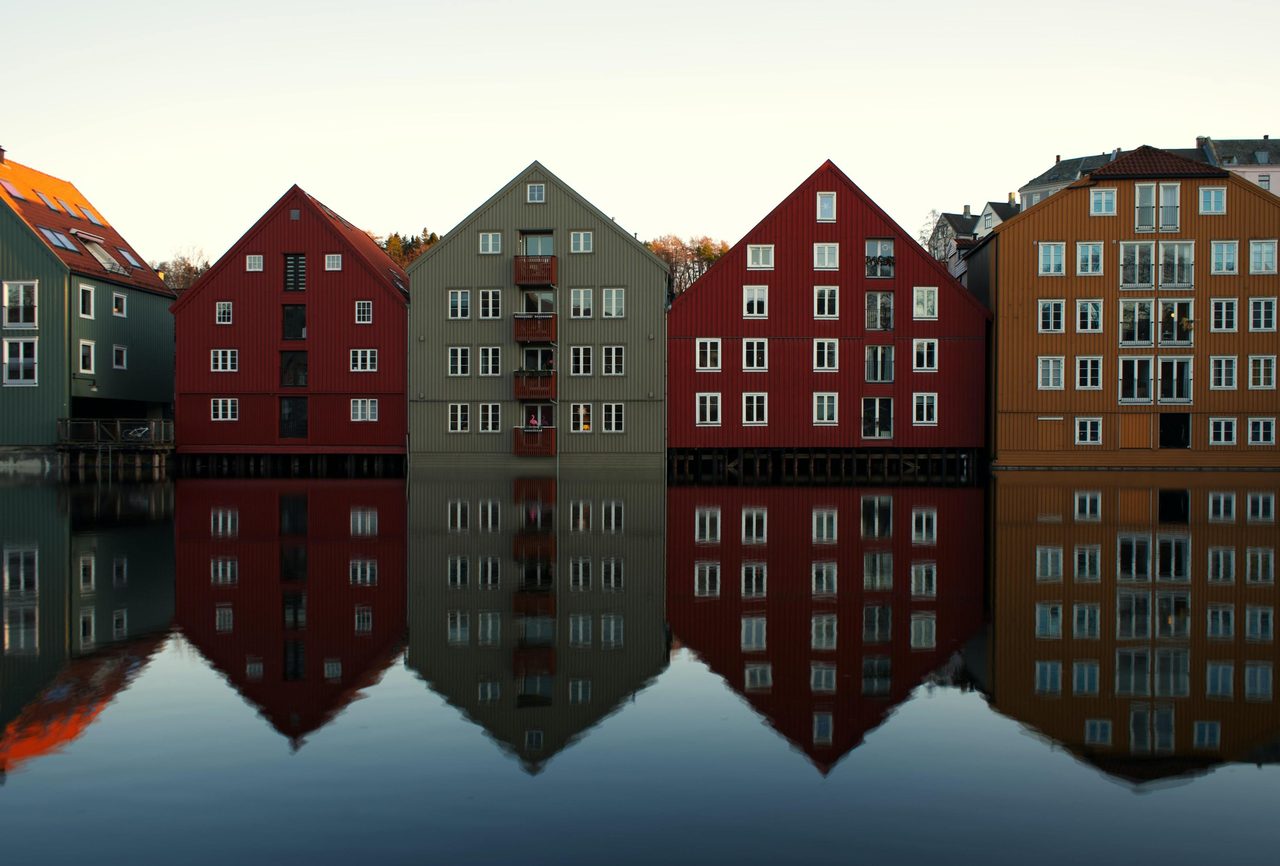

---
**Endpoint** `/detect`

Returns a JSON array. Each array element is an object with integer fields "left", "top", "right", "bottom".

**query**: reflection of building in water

[
  {"left": 407, "top": 470, "right": 667, "bottom": 773},
  {"left": 988, "top": 472, "right": 1280, "bottom": 785},
  {"left": 667, "top": 486, "right": 985, "bottom": 773},
  {"left": 1, "top": 483, "right": 173, "bottom": 778},
  {"left": 174, "top": 480, "right": 405, "bottom": 747}
]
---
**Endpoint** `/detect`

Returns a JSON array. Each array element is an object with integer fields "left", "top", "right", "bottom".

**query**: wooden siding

[
  {"left": 992, "top": 174, "right": 1280, "bottom": 467},
  {"left": 668, "top": 161, "right": 988, "bottom": 451},
  {"left": 407, "top": 163, "right": 668, "bottom": 470},
  {"left": 173, "top": 188, "right": 407, "bottom": 454},
  {"left": 69, "top": 275, "right": 174, "bottom": 407},
  {"left": 991, "top": 472, "right": 1280, "bottom": 782}
]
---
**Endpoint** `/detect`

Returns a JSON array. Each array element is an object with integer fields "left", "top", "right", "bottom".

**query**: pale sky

[{"left": 6, "top": 0, "right": 1274, "bottom": 264}]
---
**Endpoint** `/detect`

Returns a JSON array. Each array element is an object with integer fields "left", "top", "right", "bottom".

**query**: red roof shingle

[{"left": 1086, "top": 145, "right": 1229, "bottom": 180}]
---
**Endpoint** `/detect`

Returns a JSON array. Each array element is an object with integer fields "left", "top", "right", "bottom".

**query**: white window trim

[
  {"left": 742, "top": 392, "right": 768, "bottom": 426},
  {"left": 324, "top": 253, "right": 342, "bottom": 271},
  {"left": 813, "top": 392, "right": 838, "bottom": 426},
  {"left": 78, "top": 284, "right": 95, "bottom": 319},
  {"left": 112, "top": 292, "right": 127, "bottom": 318},
  {"left": 1038, "top": 242, "right": 1066, "bottom": 276},
  {"left": 1199, "top": 186, "right": 1227, "bottom": 215},
  {"left": 1211, "top": 240, "right": 1239, "bottom": 275},
  {"left": 1249, "top": 355, "right": 1277, "bottom": 390},
  {"left": 245, "top": 254, "right": 264, "bottom": 272},
  {"left": 1247, "top": 418, "right": 1276, "bottom": 446},
  {"left": 355, "top": 300, "right": 373, "bottom": 325},
  {"left": 913, "top": 339, "right": 938, "bottom": 373},
  {"left": 2, "top": 337, "right": 39, "bottom": 386},
  {"left": 570, "top": 231, "right": 593, "bottom": 254},
  {"left": 695, "top": 392, "right": 722, "bottom": 427},
  {"left": 1076, "top": 242, "right": 1104, "bottom": 276},
  {"left": 1209, "top": 355, "right": 1238, "bottom": 391},
  {"left": 695, "top": 338, "right": 721, "bottom": 372},
  {"left": 1037, "top": 356, "right": 1065, "bottom": 390},
  {"left": 813, "top": 243, "right": 839, "bottom": 270},
  {"left": 912, "top": 392, "right": 938, "bottom": 426},
  {"left": 1090, "top": 188, "right": 1117, "bottom": 217},
  {"left": 1251, "top": 240, "right": 1278, "bottom": 275},
  {"left": 743, "top": 285, "right": 768, "bottom": 318},
  {"left": 816, "top": 191, "right": 836, "bottom": 222},
  {"left": 1209, "top": 417, "right": 1238, "bottom": 446},
  {"left": 111, "top": 345, "right": 127, "bottom": 370},
  {"left": 2, "top": 281, "right": 38, "bottom": 329},
  {"left": 215, "top": 301, "right": 233, "bottom": 325},
  {"left": 526, "top": 183, "right": 546, "bottom": 204},
  {"left": 1075, "top": 417, "right": 1102, "bottom": 445},
  {"left": 1076, "top": 355, "right": 1103, "bottom": 390},
  {"left": 1251, "top": 298, "right": 1278, "bottom": 333},
  {"left": 746, "top": 245, "right": 774, "bottom": 271},
  {"left": 78, "top": 339, "right": 95, "bottom": 374},
  {"left": 742, "top": 338, "right": 768, "bottom": 372},
  {"left": 478, "top": 232, "right": 501, "bottom": 254},
  {"left": 1038, "top": 299, "right": 1066, "bottom": 333},
  {"left": 913, "top": 286, "right": 938, "bottom": 320}
]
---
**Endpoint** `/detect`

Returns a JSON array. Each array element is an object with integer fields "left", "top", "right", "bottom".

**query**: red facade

[
  {"left": 668, "top": 161, "right": 989, "bottom": 450},
  {"left": 667, "top": 485, "right": 984, "bottom": 772},
  {"left": 171, "top": 187, "right": 408, "bottom": 454},
  {"left": 174, "top": 479, "right": 406, "bottom": 744}
]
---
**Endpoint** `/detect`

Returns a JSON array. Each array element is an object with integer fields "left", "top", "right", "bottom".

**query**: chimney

[
  {"left": 1008, "top": 191, "right": 1015, "bottom": 204},
  {"left": 0, "top": 145, "right": 5, "bottom": 165},
  {"left": 1055, "top": 154, "right": 1061, "bottom": 164},
  {"left": 963, "top": 204, "right": 971, "bottom": 217},
  {"left": 1196, "top": 136, "right": 1208, "bottom": 148},
  {"left": 1110, "top": 148, "right": 1120, "bottom": 162},
  {"left": 1266, "top": 134, "right": 1271, "bottom": 140}
]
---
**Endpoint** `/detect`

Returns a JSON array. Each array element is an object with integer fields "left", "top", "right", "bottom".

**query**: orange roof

[
  {"left": 0, "top": 156, "right": 172, "bottom": 297},
  {"left": 1085, "top": 145, "right": 1229, "bottom": 180}
]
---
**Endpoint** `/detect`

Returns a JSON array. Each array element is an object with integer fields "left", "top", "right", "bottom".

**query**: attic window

[
  {"left": 246, "top": 255, "right": 264, "bottom": 272},
  {"left": 117, "top": 248, "right": 142, "bottom": 268},
  {"left": 58, "top": 199, "right": 84, "bottom": 219},
  {"left": 527, "top": 183, "right": 546, "bottom": 204},
  {"left": 35, "top": 191, "right": 60, "bottom": 212},
  {"left": 325, "top": 254, "right": 342, "bottom": 271},
  {"left": 290, "top": 209, "right": 301, "bottom": 220},
  {"left": 0, "top": 179, "right": 25, "bottom": 200},
  {"left": 1256, "top": 151, "right": 1271, "bottom": 165},
  {"left": 82, "top": 240, "right": 129, "bottom": 275},
  {"left": 39, "top": 227, "right": 79, "bottom": 251},
  {"left": 81, "top": 206, "right": 103, "bottom": 226}
]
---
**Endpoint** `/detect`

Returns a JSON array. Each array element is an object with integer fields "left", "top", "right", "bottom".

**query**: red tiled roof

[
  {"left": 0, "top": 158, "right": 172, "bottom": 297},
  {"left": 1086, "top": 145, "right": 1229, "bottom": 180}
]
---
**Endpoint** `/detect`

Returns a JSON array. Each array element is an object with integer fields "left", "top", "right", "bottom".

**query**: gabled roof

[
  {"left": 940, "top": 212, "right": 979, "bottom": 236},
  {"left": 1080, "top": 145, "right": 1227, "bottom": 180},
  {"left": 1021, "top": 148, "right": 1211, "bottom": 190},
  {"left": 0, "top": 156, "right": 171, "bottom": 296},
  {"left": 172, "top": 185, "right": 408, "bottom": 314},
  {"left": 407, "top": 160, "right": 670, "bottom": 278},
  {"left": 987, "top": 201, "right": 1021, "bottom": 221},
  {"left": 1207, "top": 137, "right": 1280, "bottom": 167}
]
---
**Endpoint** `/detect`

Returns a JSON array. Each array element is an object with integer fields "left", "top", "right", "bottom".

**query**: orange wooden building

[{"left": 968, "top": 146, "right": 1280, "bottom": 467}]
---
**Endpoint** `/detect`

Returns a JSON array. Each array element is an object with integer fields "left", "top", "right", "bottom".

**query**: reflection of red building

[
  {"left": 0, "top": 636, "right": 165, "bottom": 778},
  {"left": 668, "top": 486, "right": 984, "bottom": 773},
  {"left": 175, "top": 480, "right": 406, "bottom": 746}
]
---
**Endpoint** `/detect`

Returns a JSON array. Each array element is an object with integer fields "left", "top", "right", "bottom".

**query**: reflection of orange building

[
  {"left": 175, "top": 480, "right": 406, "bottom": 746},
  {"left": 990, "top": 471, "right": 1280, "bottom": 784},
  {"left": 668, "top": 486, "right": 985, "bottom": 773}
]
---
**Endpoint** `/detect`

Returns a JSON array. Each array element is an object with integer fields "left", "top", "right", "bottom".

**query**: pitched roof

[
  {"left": 1208, "top": 137, "right": 1280, "bottom": 167},
  {"left": 1022, "top": 148, "right": 1211, "bottom": 190},
  {"left": 1084, "top": 145, "right": 1228, "bottom": 180},
  {"left": 988, "top": 201, "right": 1021, "bottom": 220},
  {"left": 0, "top": 156, "right": 171, "bottom": 297},
  {"left": 940, "top": 212, "right": 979, "bottom": 235}
]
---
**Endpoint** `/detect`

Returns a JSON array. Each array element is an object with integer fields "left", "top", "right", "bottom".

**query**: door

[{"left": 1158, "top": 413, "right": 1190, "bottom": 449}]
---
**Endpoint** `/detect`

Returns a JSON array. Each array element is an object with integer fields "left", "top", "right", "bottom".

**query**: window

[
  {"left": 1246, "top": 663, "right": 1273, "bottom": 701},
  {"left": 1074, "top": 603, "right": 1101, "bottom": 639},
  {"left": 448, "top": 289, "right": 470, "bottom": 319},
  {"left": 1248, "top": 493, "right": 1275, "bottom": 522},
  {"left": 813, "top": 243, "right": 838, "bottom": 269},
  {"left": 1073, "top": 661, "right": 1100, "bottom": 696},
  {"left": 1211, "top": 356, "right": 1237, "bottom": 390},
  {"left": 1250, "top": 355, "right": 1276, "bottom": 389},
  {"left": 1122, "top": 301, "right": 1157, "bottom": 345},
  {"left": 1075, "top": 417, "right": 1102, "bottom": 445},
  {"left": 865, "top": 292, "right": 893, "bottom": 330},
  {"left": 1207, "top": 661, "right": 1233, "bottom": 696},
  {"left": 78, "top": 284, "right": 95, "bottom": 319},
  {"left": 1119, "top": 357, "right": 1153, "bottom": 402},
  {"left": 478, "top": 232, "right": 501, "bottom": 254},
  {"left": 1251, "top": 240, "right": 1277, "bottom": 274},
  {"left": 526, "top": 183, "right": 546, "bottom": 203},
  {"left": 1036, "top": 546, "right": 1063, "bottom": 582},
  {"left": 210, "top": 398, "right": 239, "bottom": 421},
  {"left": 1209, "top": 491, "right": 1236, "bottom": 522},
  {"left": 913, "top": 393, "right": 937, "bottom": 426},
  {"left": 1085, "top": 719, "right": 1112, "bottom": 746},
  {"left": 1076, "top": 545, "right": 1101, "bottom": 582},
  {"left": 742, "top": 393, "right": 767, "bottom": 426},
  {"left": 811, "top": 663, "right": 836, "bottom": 693},
  {"left": 1158, "top": 357, "right": 1192, "bottom": 402},
  {"left": 283, "top": 253, "right": 306, "bottom": 291},
  {"left": 1263, "top": 175, "right": 1273, "bottom": 192},
  {"left": 1074, "top": 491, "right": 1101, "bottom": 522},
  {"left": 106, "top": 344, "right": 125, "bottom": 371},
  {"left": 571, "top": 287, "right": 593, "bottom": 318},
  {"left": 1193, "top": 721, "right": 1221, "bottom": 750},
  {"left": 349, "top": 348, "right": 378, "bottom": 372},
  {"left": 601, "top": 558, "right": 623, "bottom": 590},
  {"left": 1118, "top": 590, "right": 1152, "bottom": 639},
  {"left": 742, "top": 563, "right": 767, "bottom": 598},
  {"left": 743, "top": 285, "right": 767, "bottom": 317},
  {"left": 1209, "top": 547, "right": 1236, "bottom": 583},
  {"left": 1120, "top": 243, "right": 1155, "bottom": 287},
  {"left": 1250, "top": 418, "right": 1276, "bottom": 445},
  {"left": 4, "top": 282, "right": 39, "bottom": 329},
  {"left": 812, "top": 508, "right": 838, "bottom": 544},
  {"left": 1209, "top": 417, "right": 1237, "bottom": 445},
  {"left": 210, "top": 349, "right": 238, "bottom": 373},
  {"left": 324, "top": 253, "right": 342, "bottom": 271},
  {"left": 812, "top": 614, "right": 837, "bottom": 650},
  {"left": 1211, "top": 241, "right": 1237, "bottom": 275},
  {"left": 806, "top": 339, "right": 837, "bottom": 373},
  {"left": 448, "top": 403, "right": 469, "bottom": 433},
  {"left": 1090, "top": 188, "right": 1116, "bottom": 216},
  {"left": 816, "top": 191, "right": 836, "bottom": 221},
  {"left": 602, "top": 402, "right": 624, "bottom": 433},
  {"left": 1252, "top": 298, "right": 1277, "bottom": 332},
  {"left": 350, "top": 508, "right": 378, "bottom": 537},
  {"left": 813, "top": 392, "right": 837, "bottom": 425},
  {"left": 863, "top": 551, "right": 892, "bottom": 590},
  {"left": 3, "top": 338, "right": 38, "bottom": 386},
  {"left": 1035, "top": 661, "right": 1062, "bottom": 695},
  {"left": 602, "top": 287, "right": 625, "bottom": 318},
  {"left": 1076, "top": 299, "right": 1103, "bottom": 333},
  {"left": 570, "top": 345, "right": 593, "bottom": 376},
  {"left": 696, "top": 392, "right": 721, "bottom": 426},
  {"left": 478, "top": 403, "right": 501, "bottom": 433},
  {"left": 603, "top": 345, "right": 624, "bottom": 376},
  {"left": 478, "top": 289, "right": 501, "bottom": 320},
  {"left": 864, "top": 605, "right": 892, "bottom": 643},
  {"left": 865, "top": 345, "right": 894, "bottom": 382},
  {"left": 245, "top": 254, "right": 263, "bottom": 272},
  {"left": 695, "top": 507, "right": 721, "bottom": 543},
  {"left": 811, "top": 561, "right": 838, "bottom": 596},
  {"left": 447, "top": 347, "right": 468, "bottom": 376},
  {"left": 909, "top": 562, "right": 936, "bottom": 597},
  {"left": 478, "top": 346, "right": 501, "bottom": 377},
  {"left": 1200, "top": 187, "right": 1226, "bottom": 214},
  {"left": 741, "top": 616, "right": 766, "bottom": 651},
  {"left": 1118, "top": 535, "right": 1152, "bottom": 581},
  {"left": 814, "top": 285, "right": 838, "bottom": 319},
  {"left": 1037, "top": 356, "right": 1064, "bottom": 389},
  {"left": 447, "top": 556, "right": 469, "bottom": 589},
  {"left": 743, "top": 338, "right": 768, "bottom": 371},
  {"left": 747, "top": 245, "right": 774, "bottom": 270},
  {"left": 1158, "top": 183, "right": 1180, "bottom": 230},
  {"left": 912, "top": 285, "right": 938, "bottom": 320},
  {"left": 1248, "top": 548, "right": 1275, "bottom": 584},
  {"left": 570, "top": 231, "right": 593, "bottom": 254},
  {"left": 695, "top": 339, "right": 720, "bottom": 371},
  {"left": 1076, "top": 356, "right": 1102, "bottom": 390},
  {"left": 1038, "top": 242, "right": 1065, "bottom": 275},
  {"left": 742, "top": 508, "right": 767, "bottom": 544},
  {"left": 1038, "top": 299, "right": 1065, "bottom": 332},
  {"left": 861, "top": 397, "right": 892, "bottom": 439},
  {"left": 1160, "top": 242, "right": 1194, "bottom": 288},
  {"left": 77, "top": 340, "right": 94, "bottom": 374},
  {"left": 1247, "top": 606, "right": 1274, "bottom": 641},
  {"left": 865, "top": 239, "right": 894, "bottom": 277},
  {"left": 1077, "top": 242, "right": 1103, "bottom": 275},
  {"left": 570, "top": 403, "right": 593, "bottom": 433}
]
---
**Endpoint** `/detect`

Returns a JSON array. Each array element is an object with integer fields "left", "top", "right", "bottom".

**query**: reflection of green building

[
  {"left": 407, "top": 469, "right": 668, "bottom": 772},
  {"left": 1, "top": 483, "right": 173, "bottom": 778}
]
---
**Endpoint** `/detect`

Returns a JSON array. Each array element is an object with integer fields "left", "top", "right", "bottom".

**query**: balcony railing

[
  {"left": 57, "top": 418, "right": 174, "bottom": 447},
  {"left": 514, "top": 255, "right": 557, "bottom": 286},
  {"left": 514, "top": 370, "right": 557, "bottom": 400},
  {"left": 514, "top": 426, "right": 556, "bottom": 457},
  {"left": 514, "top": 313, "right": 556, "bottom": 343},
  {"left": 514, "top": 532, "right": 556, "bottom": 561}
]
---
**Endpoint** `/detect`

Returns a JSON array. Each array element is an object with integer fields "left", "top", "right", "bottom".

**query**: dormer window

[{"left": 527, "top": 183, "right": 546, "bottom": 204}]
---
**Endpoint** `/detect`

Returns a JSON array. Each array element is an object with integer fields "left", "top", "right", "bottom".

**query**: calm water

[{"left": 2, "top": 471, "right": 1278, "bottom": 865}]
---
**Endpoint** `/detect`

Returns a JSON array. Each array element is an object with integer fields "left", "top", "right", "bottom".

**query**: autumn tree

[
  {"left": 151, "top": 248, "right": 211, "bottom": 296},
  {"left": 378, "top": 228, "right": 441, "bottom": 268},
  {"left": 646, "top": 234, "right": 730, "bottom": 294}
]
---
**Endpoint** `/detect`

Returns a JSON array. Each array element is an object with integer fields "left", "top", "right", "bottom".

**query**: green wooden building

[{"left": 1, "top": 147, "right": 175, "bottom": 448}]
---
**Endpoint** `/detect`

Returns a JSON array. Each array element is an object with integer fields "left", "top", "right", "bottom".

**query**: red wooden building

[
  {"left": 171, "top": 187, "right": 408, "bottom": 473},
  {"left": 174, "top": 479, "right": 406, "bottom": 746},
  {"left": 668, "top": 161, "right": 989, "bottom": 483},
  {"left": 667, "top": 485, "right": 984, "bottom": 773}
]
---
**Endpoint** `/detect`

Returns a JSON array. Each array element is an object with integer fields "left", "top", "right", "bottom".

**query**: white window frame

[
  {"left": 1209, "top": 417, "right": 1237, "bottom": 446},
  {"left": 1200, "top": 186, "right": 1226, "bottom": 215},
  {"left": 813, "top": 338, "right": 838, "bottom": 372},
  {"left": 1210, "top": 355, "right": 1237, "bottom": 391},
  {"left": 570, "top": 403, "right": 593, "bottom": 433},
  {"left": 816, "top": 191, "right": 836, "bottom": 222},
  {"left": 1038, "top": 299, "right": 1065, "bottom": 333},
  {"left": 1076, "top": 356, "right": 1102, "bottom": 390},
  {"left": 526, "top": 183, "right": 546, "bottom": 204},
  {"left": 355, "top": 300, "right": 373, "bottom": 324},
  {"left": 215, "top": 301, "right": 233, "bottom": 325},
  {"left": 602, "top": 402, "right": 624, "bottom": 433},
  {"left": 324, "top": 253, "right": 342, "bottom": 271},
  {"left": 913, "top": 392, "right": 937, "bottom": 426},
  {"left": 210, "top": 398, "right": 239, "bottom": 421},
  {"left": 1249, "top": 355, "right": 1277, "bottom": 390},
  {"left": 814, "top": 285, "right": 838, "bottom": 319},
  {"left": 478, "top": 232, "right": 501, "bottom": 254},
  {"left": 570, "top": 287, "right": 593, "bottom": 318},
  {"left": 448, "top": 289, "right": 470, "bottom": 320},
  {"left": 350, "top": 348, "right": 378, "bottom": 372},
  {"left": 743, "top": 285, "right": 768, "bottom": 318},
  {"left": 1210, "top": 298, "right": 1237, "bottom": 333},
  {"left": 245, "top": 254, "right": 263, "bottom": 272},
  {"left": 1038, "top": 242, "right": 1065, "bottom": 276},
  {"left": 1249, "top": 418, "right": 1276, "bottom": 445},
  {"left": 479, "top": 289, "right": 501, "bottom": 320},
  {"left": 913, "top": 339, "right": 938, "bottom": 372},
  {"left": 695, "top": 338, "right": 721, "bottom": 372},
  {"left": 1211, "top": 240, "right": 1238, "bottom": 275},
  {"left": 570, "top": 231, "right": 593, "bottom": 254},
  {"left": 742, "top": 392, "right": 768, "bottom": 426},
  {"left": 570, "top": 345, "right": 592, "bottom": 377},
  {"left": 1251, "top": 298, "right": 1277, "bottom": 333},
  {"left": 2, "top": 281, "right": 38, "bottom": 329},
  {"left": 813, "top": 392, "right": 838, "bottom": 426},
  {"left": 111, "top": 291, "right": 127, "bottom": 318},
  {"left": 602, "top": 287, "right": 625, "bottom": 318},
  {"left": 603, "top": 345, "right": 624, "bottom": 376},
  {"left": 478, "top": 402, "right": 501, "bottom": 433},
  {"left": 696, "top": 392, "right": 721, "bottom": 426},
  {"left": 111, "top": 345, "right": 126, "bottom": 370},
  {"left": 210, "top": 349, "right": 238, "bottom": 372},
  {"left": 813, "top": 243, "right": 839, "bottom": 270},
  {"left": 746, "top": 245, "right": 774, "bottom": 270},
  {"left": 742, "top": 338, "right": 768, "bottom": 372},
  {"left": 1076, "top": 299, "right": 1103, "bottom": 333},
  {"left": 1075, "top": 417, "right": 1102, "bottom": 445},
  {"left": 447, "top": 347, "right": 469, "bottom": 376},
  {"left": 78, "top": 339, "right": 94, "bottom": 374},
  {"left": 478, "top": 345, "right": 501, "bottom": 377},
  {"left": 913, "top": 286, "right": 938, "bottom": 320},
  {"left": 1090, "top": 188, "right": 1116, "bottom": 216},
  {"left": 350, "top": 398, "right": 379, "bottom": 422},
  {"left": 1077, "top": 242, "right": 1104, "bottom": 276},
  {"left": 1251, "top": 240, "right": 1278, "bottom": 275},
  {"left": 79, "top": 284, "right": 94, "bottom": 319},
  {"left": 1037, "top": 356, "right": 1064, "bottom": 390},
  {"left": 448, "top": 403, "right": 469, "bottom": 433}
]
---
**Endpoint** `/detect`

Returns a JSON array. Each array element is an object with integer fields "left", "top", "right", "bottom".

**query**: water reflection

[
  {"left": 406, "top": 470, "right": 668, "bottom": 773},
  {"left": 985, "top": 471, "right": 1280, "bottom": 786},
  {"left": 173, "top": 480, "right": 406, "bottom": 748},
  {"left": 1, "top": 483, "right": 173, "bottom": 779},
  {"left": 667, "top": 486, "right": 986, "bottom": 773}
]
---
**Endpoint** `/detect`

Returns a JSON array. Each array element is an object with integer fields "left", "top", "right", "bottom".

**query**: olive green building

[{"left": 407, "top": 162, "right": 669, "bottom": 470}]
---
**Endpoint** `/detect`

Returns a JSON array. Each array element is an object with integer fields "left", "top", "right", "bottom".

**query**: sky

[{"left": 5, "top": 0, "right": 1275, "bottom": 264}]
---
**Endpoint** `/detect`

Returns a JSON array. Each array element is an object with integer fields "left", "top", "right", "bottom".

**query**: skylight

[
  {"left": 118, "top": 248, "right": 142, "bottom": 268},
  {"left": 81, "top": 206, "right": 104, "bottom": 226},
  {"left": 58, "top": 199, "right": 84, "bottom": 219},
  {"left": 0, "top": 179, "right": 25, "bottom": 200},
  {"left": 35, "top": 191, "right": 61, "bottom": 212},
  {"left": 39, "top": 226, "right": 79, "bottom": 252},
  {"left": 83, "top": 240, "right": 129, "bottom": 275}
]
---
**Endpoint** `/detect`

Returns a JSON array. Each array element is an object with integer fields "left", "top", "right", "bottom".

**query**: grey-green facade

[{"left": 407, "top": 162, "right": 669, "bottom": 470}]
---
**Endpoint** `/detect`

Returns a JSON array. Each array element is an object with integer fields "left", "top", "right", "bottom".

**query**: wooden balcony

[
  {"left": 514, "top": 477, "right": 556, "bottom": 505},
  {"left": 514, "top": 533, "right": 556, "bottom": 562},
  {"left": 57, "top": 418, "right": 174, "bottom": 449},
  {"left": 514, "top": 370, "right": 557, "bottom": 400},
  {"left": 514, "top": 647, "right": 556, "bottom": 677},
  {"left": 514, "top": 427, "right": 556, "bottom": 457},
  {"left": 513, "top": 313, "right": 556, "bottom": 343},
  {"left": 514, "top": 255, "right": 557, "bottom": 286}
]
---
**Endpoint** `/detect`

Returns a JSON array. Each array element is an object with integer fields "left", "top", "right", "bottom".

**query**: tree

[
  {"left": 377, "top": 229, "right": 440, "bottom": 268},
  {"left": 646, "top": 234, "right": 730, "bottom": 294},
  {"left": 151, "top": 248, "right": 211, "bottom": 295},
  {"left": 918, "top": 208, "right": 941, "bottom": 247}
]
